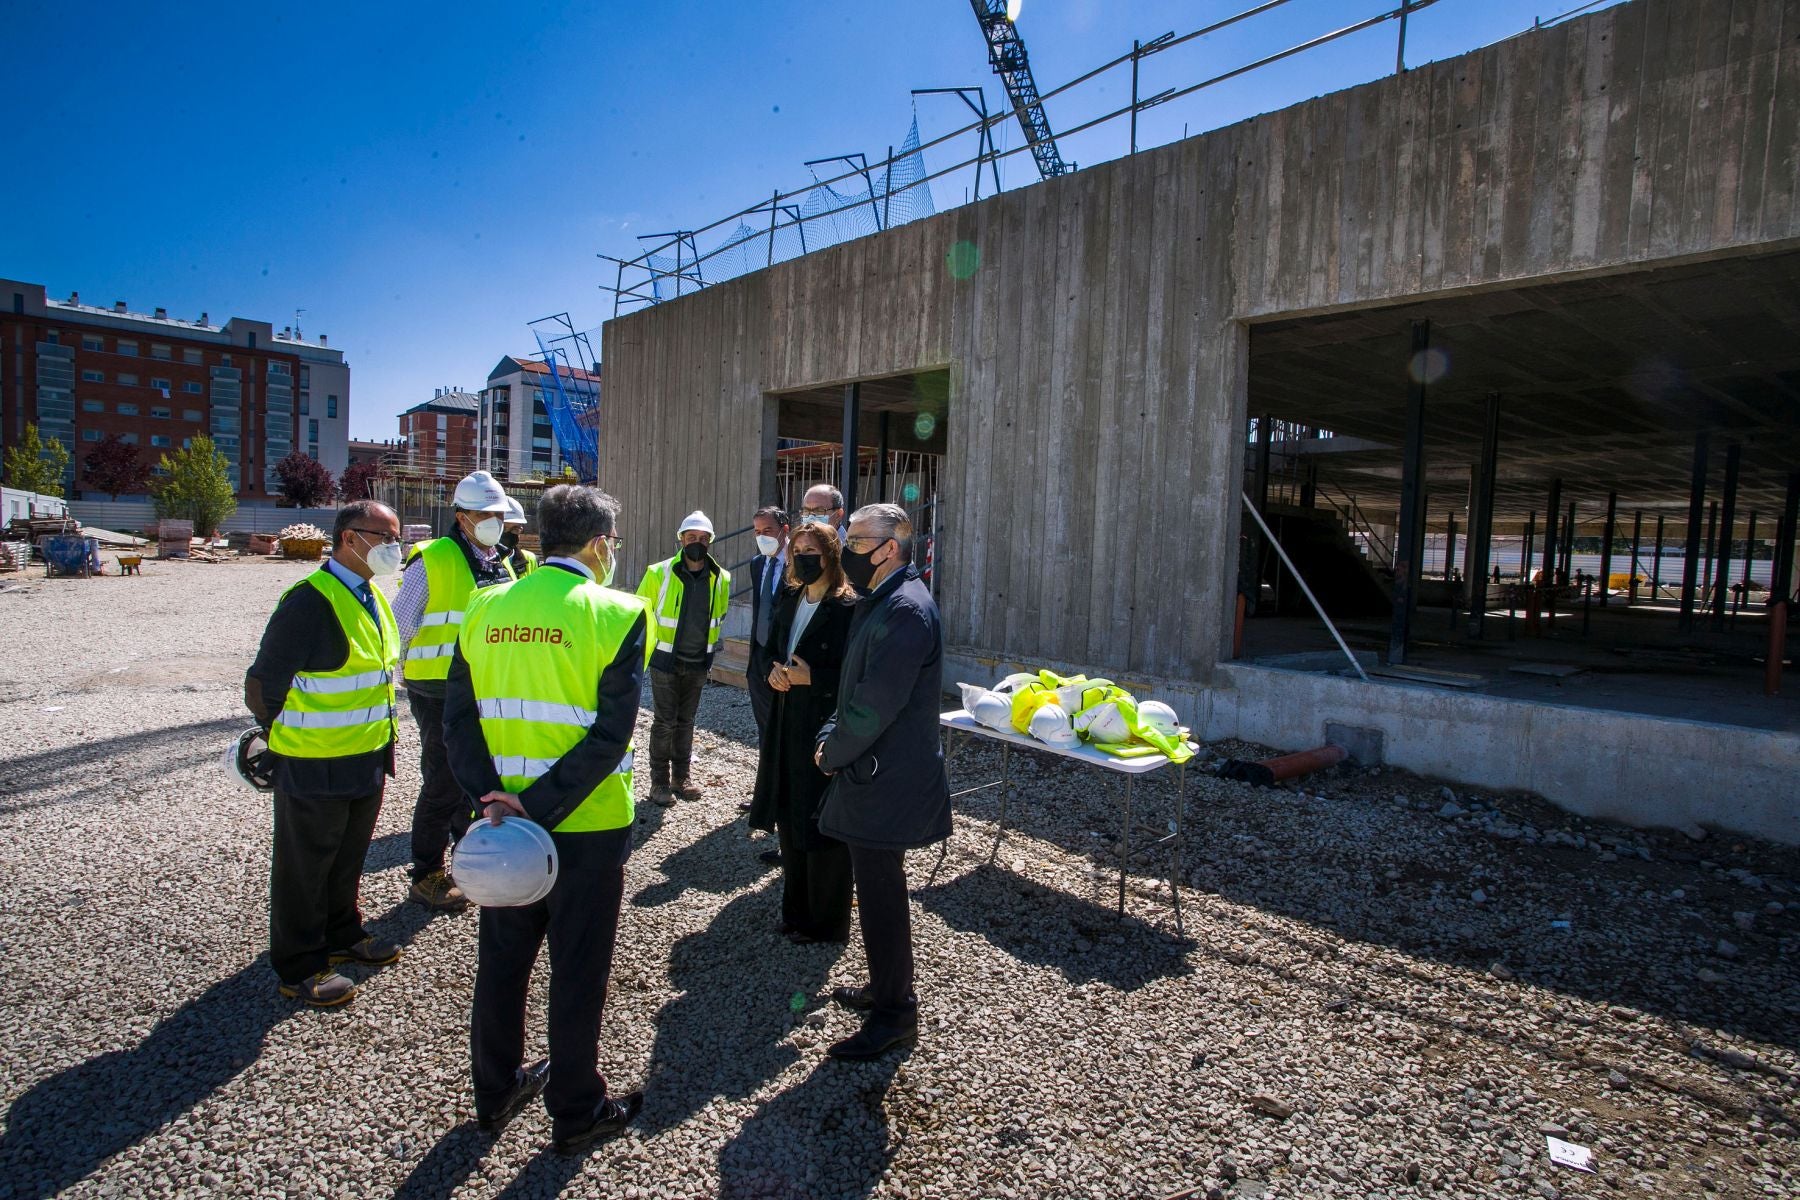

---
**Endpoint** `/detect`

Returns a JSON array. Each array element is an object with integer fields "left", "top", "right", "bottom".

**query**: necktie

[
  {"left": 355, "top": 584, "right": 378, "bottom": 626},
  {"left": 756, "top": 561, "right": 776, "bottom": 646}
]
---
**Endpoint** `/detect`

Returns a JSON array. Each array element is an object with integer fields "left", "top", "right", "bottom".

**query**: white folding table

[{"left": 938, "top": 709, "right": 1188, "bottom": 933}]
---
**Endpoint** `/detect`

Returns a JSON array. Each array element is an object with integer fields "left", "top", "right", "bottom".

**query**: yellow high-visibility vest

[
  {"left": 402, "top": 536, "right": 514, "bottom": 682},
  {"left": 268, "top": 571, "right": 398, "bottom": 759},
  {"left": 635, "top": 556, "right": 731, "bottom": 672}
]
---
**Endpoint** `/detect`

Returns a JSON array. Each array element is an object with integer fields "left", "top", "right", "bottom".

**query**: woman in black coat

[{"left": 747, "top": 523, "right": 859, "bottom": 943}]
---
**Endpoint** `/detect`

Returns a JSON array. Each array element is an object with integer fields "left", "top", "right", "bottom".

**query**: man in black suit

[
  {"left": 814, "top": 503, "right": 952, "bottom": 1060},
  {"left": 745, "top": 504, "right": 790, "bottom": 736}
]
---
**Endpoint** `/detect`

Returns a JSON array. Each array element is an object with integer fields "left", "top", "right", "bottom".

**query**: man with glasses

[
  {"left": 245, "top": 500, "right": 406, "bottom": 1007},
  {"left": 798, "top": 484, "right": 846, "bottom": 541},
  {"left": 813, "top": 503, "right": 951, "bottom": 1059}
]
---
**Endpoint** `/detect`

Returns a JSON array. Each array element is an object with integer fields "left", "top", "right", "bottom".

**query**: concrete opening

[
  {"left": 1239, "top": 247, "right": 1800, "bottom": 733},
  {"left": 767, "top": 368, "right": 949, "bottom": 580}
]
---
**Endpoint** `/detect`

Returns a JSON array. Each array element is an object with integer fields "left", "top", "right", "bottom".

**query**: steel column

[
  {"left": 1778, "top": 470, "right": 1800, "bottom": 603},
  {"left": 874, "top": 411, "right": 891, "bottom": 505},
  {"left": 1561, "top": 501, "right": 1576, "bottom": 584},
  {"left": 1541, "top": 480, "right": 1562, "bottom": 584},
  {"left": 1679, "top": 431, "right": 1709, "bottom": 633},
  {"left": 1712, "top": 443, "right": 1740, "bottom": 630},
  {"left": 1463, "top": 392, "right": 1500, "bottom": 635},
  {"left": 1652, "top": 514, "right": 1666, "bottom": 603},
  {"left": 1742, "top": 511, "right": 1759, "bottom": 606},
  {"left": 840, "top": 382, "right": 862, "bottom": 516},
  {"left": 1389, "top": 321, "right": 1431, "bottom": 666},
  {"left": 1598, "top": 491, "right": 1617, "bottom": 606},
  {"left": 1522, "top": 511, "right": 1536, "bottom": 581}
]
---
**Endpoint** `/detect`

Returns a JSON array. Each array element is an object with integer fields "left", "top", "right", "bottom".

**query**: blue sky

[{"left": 4, "top": 0, "right": 1621, "bottom": 440}]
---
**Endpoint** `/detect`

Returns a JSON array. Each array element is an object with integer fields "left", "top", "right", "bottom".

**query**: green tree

[
  {"left": 151, "top": 436, "right": 238, "bottom": 536},
  {"left": 3, "top": 424, "right": 72, "bottom": 497}
]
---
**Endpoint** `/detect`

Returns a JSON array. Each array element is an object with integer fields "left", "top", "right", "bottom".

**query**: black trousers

[
  {"left": 745, "top": 647, "right": 774, "bottom": 738},
  {"left": 777, "top": 823, "right": 852, "bottom": 941},
  {"left": 648, "top": 667, "right": 706, "bottom": 785},
  {"left": 408, "top": 689, "right": 470, "bottom": 879},
  {"left": 847, "top": 844, "right": 917, "bottom": 1023},
  {"left": 472, "top": 826, "right": 632, "bottom": 1127},
  {"left": 270, "top": 788, "right": 383, "bottom": 984}
]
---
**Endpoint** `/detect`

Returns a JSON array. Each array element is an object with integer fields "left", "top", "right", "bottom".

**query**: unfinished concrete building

[{"left": 601, "top": 0, "right": 1800, "bottom": 844}]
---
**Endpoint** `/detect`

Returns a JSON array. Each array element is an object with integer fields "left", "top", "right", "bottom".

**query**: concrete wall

[
  {"left": 602, "top": 0, "right": 1800, "bottom": 683},
  {"left": 1201, "top": 663, "right": 1800, "bottom": 845}
]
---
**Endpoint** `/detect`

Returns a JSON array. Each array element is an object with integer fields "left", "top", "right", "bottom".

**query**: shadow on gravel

[
  {"left": 915, "top": 864, "right": 1193, "bottom": 992},
  {"left": 636, "top": 881, "right": 836, "bottom": 1136},
  {"left": 716, "top": 1058, "right": 903, "bottom": 1199},
  {"left": 0, "top": 715, "right": 245, "bottom": 815},
  {"left": 0, "top": 895, "right": 430, "bottom": 1198},
  {"left": 632, "top": 820, "right": 776, "bottom": 909}
]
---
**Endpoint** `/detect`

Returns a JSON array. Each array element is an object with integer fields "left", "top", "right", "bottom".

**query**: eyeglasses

[
  {"left": 597, "top": 534, "right": 625, "bottom": 550},
  {"left": 845, "top": 535, "right": 891, "bottom": 552},
  {"left": 799, "top": 509, "right": 835, "bottom": 519},
  {"left": 349, "top": 528, "right": 400, "bottom": 545}
]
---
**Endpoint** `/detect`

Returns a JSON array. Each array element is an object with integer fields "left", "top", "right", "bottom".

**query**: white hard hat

[
  {"left": 1135, "top": 700, "right": 1183, "bottom": 739},
  {"left": 958, "top": 682, "right": 1014, "bottom": 732},
  {"left": 502, "top": 495, "right": 527, "bottom": 526},
  {"left": 1028, "top": 701, "right": 1079, "bottom": 749},
  {"left": 222, "top": 727, "right": 275, "bottom": 792},
  {"left": 1073, "top": 700, "right": 1132, "bottom": 745},
  {"left": 678, "top": 510, "right": 715, "bottom": 537},
  {"left": 451, "top": 817, "right": 558, "bottom": 906},
  {"left": 453, "top": 470, "right": 509, "bottom": 513}
]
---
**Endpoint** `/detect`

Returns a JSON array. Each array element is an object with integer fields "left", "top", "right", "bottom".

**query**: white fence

[{"left": 68, "top": 499, "right": 343, "bottom": 536}]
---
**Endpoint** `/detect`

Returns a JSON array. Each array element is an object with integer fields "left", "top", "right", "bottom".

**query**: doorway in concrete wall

[
  {"left": 1239, "top": 247, "right": 1800, "bottom": 735},
  {"left": 767, "top": 369, "right": 949, "bottom": 590}
]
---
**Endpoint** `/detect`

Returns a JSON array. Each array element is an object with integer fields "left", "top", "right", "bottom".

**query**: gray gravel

[{"left": 0, "top": 560, "right": 1796, "bottom": 1198}]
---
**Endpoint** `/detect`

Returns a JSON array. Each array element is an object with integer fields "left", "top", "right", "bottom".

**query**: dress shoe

[
  {"left": 736, "top": 800, "right": 753, "bottom": 813},
  {"left": 552, "top": 1091, "right": 644, "bottom": 1153},
  {"left": 829, "top": 985, "right": 874, "bottom": 1012},
  {"left": 758, "top": 849, "right": 783, "bottom": 866},
  {"left": 827, "top": 1019, "right": 917, "bottom": 1061},
  {"left": 477, "top": 1059, "right": 550, "bottom": 1133}
]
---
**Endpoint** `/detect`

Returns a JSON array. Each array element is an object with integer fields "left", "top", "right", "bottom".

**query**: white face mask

[
  {"left": 365, "top": 541, "right": 404, "bottom": 577},
  {"left": 594, "top": 541, "right": 617, "bottom": 587},
  {"left": 471, "top": 516, "right": 504, "bottom": 547},
  {"left": 755, "top": 534, "right": 780, "bottom": 557}
]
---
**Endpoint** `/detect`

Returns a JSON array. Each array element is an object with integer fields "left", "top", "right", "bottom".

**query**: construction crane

[{"left": 967, "top": 0, "right": 1074, "bottom": 180}]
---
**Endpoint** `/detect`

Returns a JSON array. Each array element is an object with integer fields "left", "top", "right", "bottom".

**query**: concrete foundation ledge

[{"left": 1203, "top": 662, "right": 1800, "bottom": 847}]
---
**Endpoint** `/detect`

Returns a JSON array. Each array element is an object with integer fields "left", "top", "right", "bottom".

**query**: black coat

[
  {"left": 816, "top": 566, "right": 952, "bottom": 851},
  {"left": 748, "top": 586, "right": 857, "bottom": 851}
]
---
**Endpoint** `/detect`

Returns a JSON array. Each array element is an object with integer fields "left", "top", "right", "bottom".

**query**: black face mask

[
  {"left": 793, "top": 554, "right": 823, "bottom": 585},
  {"left": 842, "top": 541, "right": 886, "bottom": 591},
  {"left": 499, "top": 529, "right": 520, "bottom": 552},
  {"left": 681, "top": 541, "right": 708, "bottom": 565}
]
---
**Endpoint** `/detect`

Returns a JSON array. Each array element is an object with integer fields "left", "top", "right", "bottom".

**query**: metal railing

[
  {"left": 1316, "top": 478, "right": 1395, "bottom": 573},
  {"left": 603, "top": 0, "right": 1451, "bottom": 316}
]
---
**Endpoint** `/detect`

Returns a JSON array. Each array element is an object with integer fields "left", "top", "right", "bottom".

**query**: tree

[
  {"left": 81, "top": 434, "right": 153, "bottom": 500},
  {"left": 339, "top": 460, "right": 382, "bottom": 503},
  {"left": 4, "top": 424, "right": 71, "bottom": 497},
  {"left": 152, "top": 436, "right": 238, "bottom": 536},
  {"left": 273, "top": 451, "right": 336, "bottom": 508}
]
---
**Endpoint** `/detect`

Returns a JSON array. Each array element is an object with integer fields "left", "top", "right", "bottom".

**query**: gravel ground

[{"left": 0, "top": 560, "right": 1796, "bottom": 1199}]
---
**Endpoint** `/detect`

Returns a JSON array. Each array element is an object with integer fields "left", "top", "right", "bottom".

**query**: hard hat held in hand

[
  {"left": 453, "top": 470, "right": 510, "bottom": 513},
  {"left": 1027, "top": 701, "right": 1080, "bottom": 749},
  {"left": 451, "top": 817, "right": 558, "bottom": 907},
  {"left": 222, "top": 727, "right": 276, "bottom": 793}
]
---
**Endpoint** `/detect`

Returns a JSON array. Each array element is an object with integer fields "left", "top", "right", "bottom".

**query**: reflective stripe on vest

[
  {"left": 403, "top": 539, "right": 510, "bottom": 682},
  {"left": 460, "top": 568, "right": 645, "bottom": 833},
  {"left": 267, "top": 571, "right": 399, "bottom": 760}
]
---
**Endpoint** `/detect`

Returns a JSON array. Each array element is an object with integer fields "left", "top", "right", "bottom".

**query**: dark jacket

[
  {"left": 747, "top": 554, "right": 784, "bottom": 665},
  {"left": 748, "top": 586, "right": 857, "bottom": 850},
  {"left": 441, "top": 562, "right": 648, "bottom": 831},
  {"left": 244, "top": 567, "right": 395, "bottom": 800},
  {"left": 815, "top": 566, "right": 951, "bottom": 851}
]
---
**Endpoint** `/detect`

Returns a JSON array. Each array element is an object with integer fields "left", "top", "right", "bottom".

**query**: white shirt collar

[{"left": 545, "top": 555, "right": 594, "bottom": 580}]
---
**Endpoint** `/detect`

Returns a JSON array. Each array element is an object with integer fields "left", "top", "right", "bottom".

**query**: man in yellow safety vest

[
  {"left": 443, "top": 483, "right": 647, "bottom": 1150},
  {"left": 394, "top": 469, "right": 515, "bottom": 910},
  {"left": 245, "top": 500, "right": 405, "bottom": 1007},
  {"left": 635, "top": 510, "right": 730, "bottom": 807}
]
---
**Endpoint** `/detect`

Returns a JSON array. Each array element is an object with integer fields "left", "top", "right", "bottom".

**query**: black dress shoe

[
  {"left": 829, "top": 985, "right": 874, "bottom": 1011},
  {"left": 827, "top": 1020, "right": 918, "bottom": 1061},
  {"left": 477, "top": 1058, "right": 550, "bottom": 1133},
  {"left": 758, "top": 849, "right": 783, "bottom": 866},
  {"left": 552, "top": 1090, "right": 644, "bottom": 1153}
]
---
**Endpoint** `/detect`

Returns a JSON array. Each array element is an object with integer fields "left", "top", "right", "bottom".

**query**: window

[
  {"left": 82, "top": 399, "right": 104, "bottom": 413},
  {"left": 118, "top": 403, "right": 138, "bottom": 416},
  {"left": 269, "top": 361, "right": 289, "bottom": 376},
  {"left": 182, "top": 348, "right": 202, "bottom": 365},
  {"left": 299, "top": 394, "right": 309, "bottom": 415},
  {"left": 151, "top": 344, "right": 172, "bottom": 360},
  {"left": 308, "top": 419, "right": 319, "bottom": 442},
  {"left": 151, "top": 406, "right": 171, "bottom": 419},
  {"left": 116, "top": 340, "right": 137, "bottom": 356},
  {"left": 182, "top": 437, "right": 192, "bottom": 449},
  {"left": 82, "top": 336, "right": 104, "bottom": 352},
  {"left": 82, "top": 429, "right": 102, "bottom": 442},
  {"left": 299, "top": 366, "right": 310, "bottom": 386},
  {"left": 150, "top": 378, "right": 171, "bottom": 395},
  {"left": 45, "top": 330, "right": 60, "bottom": 345},
  {"left": 120, "top": 433, "right": 139, "bottom": 445},
  {"left": 247, "top": 332, "right": 257, "bottom": 349},
  {"left": 327, "top": 395, "right": 338, "bottom": 419},
  {"left": 437, "top": 414, "right": 447, "bottom": 431},
  {"left": 117, "top": 373, "right": 138, "bottom": 387},
  {"left": 81, "top": 369, "right": 104, "bottom": 383},
  {"left": 183, "top": 382, "right": 203, "bottom": 395},
  {"left": 150, "top": 435, "right": 171, "bottom": 448}
]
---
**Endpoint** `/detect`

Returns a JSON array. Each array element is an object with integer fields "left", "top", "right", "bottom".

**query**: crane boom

[{"left": 967, "top": 0, "right": 1073, "bottom": 180}]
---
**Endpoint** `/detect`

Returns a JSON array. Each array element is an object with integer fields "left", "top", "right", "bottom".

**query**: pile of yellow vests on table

[{"left": 956, "top": 669, "right": 1196, "bottom": 764}]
